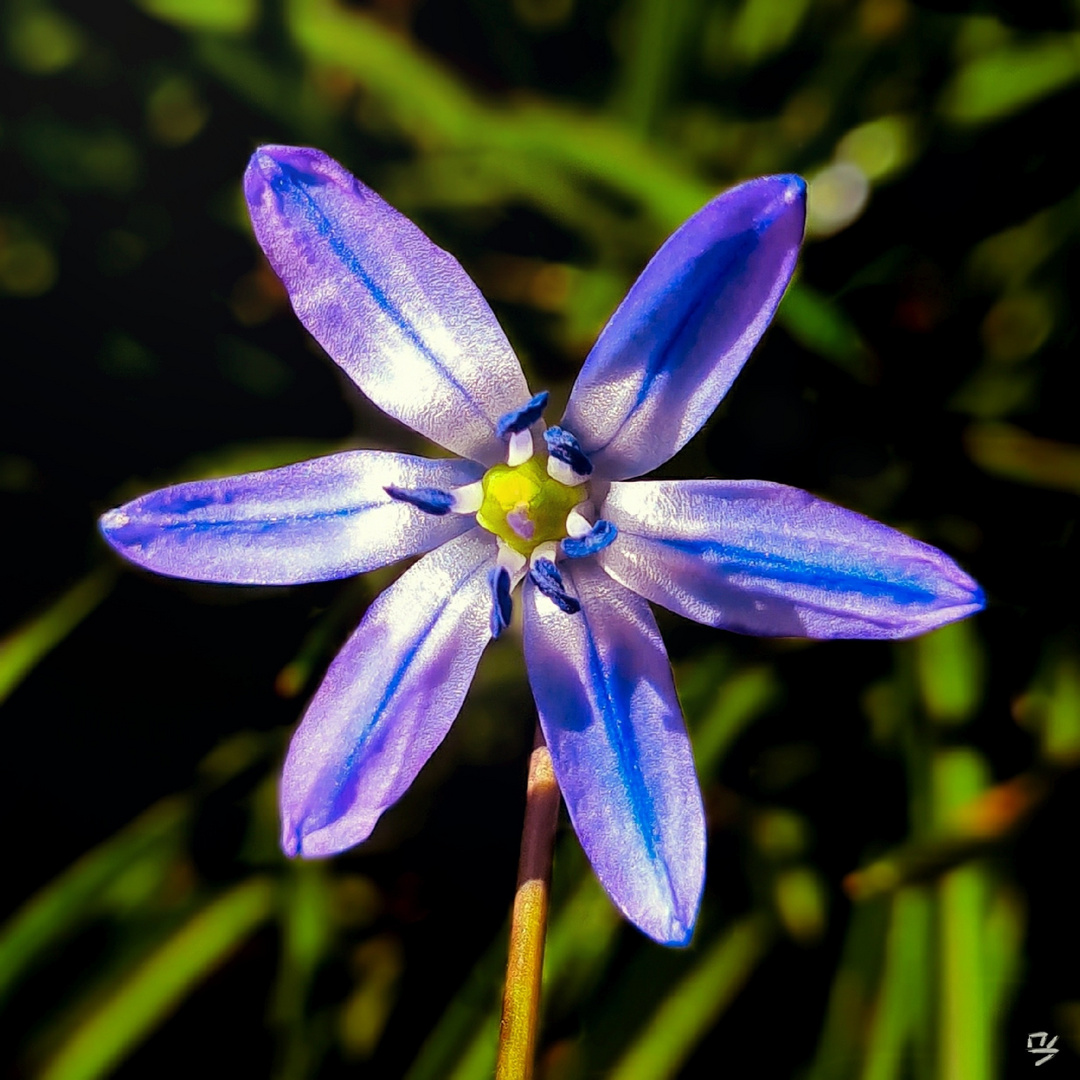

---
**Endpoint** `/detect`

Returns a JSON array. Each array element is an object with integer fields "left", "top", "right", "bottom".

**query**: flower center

[{"left": 476, "top": 455, "right": 583, "bottom": 556}]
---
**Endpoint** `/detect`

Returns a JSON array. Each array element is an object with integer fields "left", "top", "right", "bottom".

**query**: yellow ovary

[{"left": 476, "top": 456, "right": 582, "bottom": 556}]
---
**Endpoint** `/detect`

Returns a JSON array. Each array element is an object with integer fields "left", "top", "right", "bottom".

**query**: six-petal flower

[{"left": 100, "top": 145, "right": 984, "bottom": 945}]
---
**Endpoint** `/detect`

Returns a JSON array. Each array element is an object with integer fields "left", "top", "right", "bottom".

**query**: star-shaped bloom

[{"left": 100, "top": 146, "right": 984, "bottom": 945}]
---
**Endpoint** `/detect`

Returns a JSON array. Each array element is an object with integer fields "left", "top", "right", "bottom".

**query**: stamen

[
  {"left": 565, "top": 509, "right": 592, "bottom": 539},
  {"left": 496, "top": 391, "right": 549, "bottom": 439},
  {"left": 543, "top": 427, "right": 592, "bottom": 486},
  {"left": 384, "top": 485, "right": 453, "bottom": 515},
  {"left": 496, "top": 542, "right": 528, "bottom": 576},
  {"left": 529, "top": 558, "right": 581, "bottom": 615},
  {"left": 450, "top": 480, "right": 484, "bottom": 514},
  {"left": 530, "top": 541, "right": 559, "bottom": 568},
  {"left": 488, "top": 565, "right": 513, "bottom": 638},
  {"left": 507, "top": 429, "right": 533, "bottom": 467},
  {"left": 561, "top": 519, "right": 618, "bottom": 559}
]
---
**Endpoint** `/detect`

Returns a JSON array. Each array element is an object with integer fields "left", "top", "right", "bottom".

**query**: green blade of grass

[
  {"left": 778, "top": 283, "right": 877, "bottom": 383},
  {"left": 692, "top": 663, "right": 780, "bottom": 779},
  {"left": 914, "top": 621, "right": 984, "bottom": 727},
  {"left": 985, "top": 883, "right": 1024, "bottom": 1035},
  {"left": 271, "top": 860, "right": 331, "bottom": 1076},
  {"left": 860, "top": 888, "right": 932, "bottom": 1080},
  {"left": 804, "top": 896, "right": 891, "bottom": 1080},
  {"left": 283, "top": 0, "right": 712, "bottom": 231},
  {"left": 404, "top": 930, "right": 504, "bottom": 1080},
  {"left": 941, "top": 35, "right": 1080, "bottom": 125},
  {"left": 612, "top": 0, "right": 702, "bottom": 134},
  {"left": 729, "top": 0, "right": 813, "bottom": 65},
  {"left": 608, "top": 913, "right": 774, "bottom": 1080},
  {"left": 964, "top": 422, "right": 1080, "bottom": 494},
  {"left": 934, "top": 749, "right": 991, "bottom": 1080},
  {"left": 0, "top": 797, "right": 187, "bottom": 1007},
  {"left": 39, "top": 877, "right": 276, "bottom": 1080},
  {"left": 1034, "top": 650, "right": 1080, "bottom": 766},
  {"left": 133, "top": 0, "right": 257, "bottom": 34},
  {"left": 0, "top": 566, "right": 116, "bottom": 706}
]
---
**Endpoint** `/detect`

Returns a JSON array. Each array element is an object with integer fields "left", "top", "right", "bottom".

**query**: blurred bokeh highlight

[{"left": 2, "top": 0, "right": 1079, "bottom": 1076}]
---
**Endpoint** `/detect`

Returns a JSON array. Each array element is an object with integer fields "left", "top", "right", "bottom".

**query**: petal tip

[
  {"left": 656, "top": 915, "right": 697, "bottom": 948},
  {"left": 246, "top": 143, "right": 314, "bottom": 176},
  {"left": 244, "top": 144, "right": 290, "bottom": 196},
  {"left": 628, "top": 890, "right": 700, "bottom": 945},
  {"left": 280, "top": 816, "right": 353, "bottom": 860},
  {"left": 98, "top": 506, "right": 126, "bottom": 537},
  {"left": 887, "top": 585, "right": 986, "bottom": 640},
  {"left": 98, "top": 505, "right": 153, "bottom": 559},
  {"left": 243, "top": 144, "right": 345, "bottom": 209},
  {"left": 777, "top": 173, "right": 808, "bottom": 203},
  {"left": 281, "top": 826, "right": 301, "bottom": 858},
  {"left": 931, "top": 566, "right": 986, "bottom": 626},
  {"left": 247, "top": 145, "right": 280, "bottom": 174},
  {"left": 754, "top": 173, "right": 808, "bottom": 233}
]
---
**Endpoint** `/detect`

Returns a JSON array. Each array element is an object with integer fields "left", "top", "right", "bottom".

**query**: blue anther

[
  {"left": 529, "top": 558, "right": 580, "bottom": 615},
  {"left": 383, "top": 485, "right": 453, "bottom": 515},
  {"left": 543, "top": 426, "right": 593, "bottom": 476},
  {"left": 496, "top": 391, "right": 549, "bottom": 440},
  {"left": 488, "top": 566, "right": 513, "bottom": 638},
  {"left": 561, "top": 519, "right": 618, "bottom": 559}
]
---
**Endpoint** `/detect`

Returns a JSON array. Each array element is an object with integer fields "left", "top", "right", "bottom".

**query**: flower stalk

[{"left": 496, "top": 725, "right": 561, "bottom": 1080}]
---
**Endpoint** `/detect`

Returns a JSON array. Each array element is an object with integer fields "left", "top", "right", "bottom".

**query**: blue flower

[{"left": 100, "top": 146, "right": 983, "bottom": 945}]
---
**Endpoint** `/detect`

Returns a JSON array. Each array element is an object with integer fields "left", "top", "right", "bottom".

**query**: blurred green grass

[{"left": 3, "top": 0, "right": 1079, "bottom": 1076}]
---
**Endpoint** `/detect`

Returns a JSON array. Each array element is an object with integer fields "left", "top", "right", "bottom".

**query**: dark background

[{"left": 2, "top": 0, "right": 1078, "bottom": 1076}]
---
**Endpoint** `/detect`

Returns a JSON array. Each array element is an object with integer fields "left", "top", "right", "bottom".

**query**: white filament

[
  {"left": 450, "top": 480, "right": 484, "bottom": 514},
  {"left": 507, "top": 429, "right": 533, "bottom": 467}
]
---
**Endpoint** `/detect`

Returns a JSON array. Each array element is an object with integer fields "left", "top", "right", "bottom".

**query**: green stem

[{"left": 495, "top": 726, "right": 560, "bottom": 1080}]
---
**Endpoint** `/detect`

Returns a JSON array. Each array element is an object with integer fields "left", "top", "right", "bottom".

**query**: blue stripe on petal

[
  {"left": 523, "top": 563, "right": 705, "bottom": 944},
  {"left": 99, "top": 451, "right": 483, "bottom": 584},
  {"left": 562, "top": 175, "right": 805, "bottom": 480},
  {"left": 316, "top": 607, "right": 445, "bottom": 840},
  {"left": 266, "top": 158, "right": 486, "bottom": 424},
  {"left": 655, "top": 536, "right": 941, "bottom": 606},
  {"left": 599, "top": 479, "right": 985, "bottom": 639},
  {"left": 623, "top": 230, "right": 758, "bottom": 426},
  {"left": 280, "top": 530, "right": 497, "bottom": 857},
  {"left": 577, "top": 602, "right": 660, "bottom": 864},
  {"left": 245, "top": 147, "right": 530, "bottom": 465}
]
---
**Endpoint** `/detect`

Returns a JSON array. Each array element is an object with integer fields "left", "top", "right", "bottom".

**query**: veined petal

[
  {"left": 244, "top": 146, "right": 530, "bottom": 465},
  {"left": 600, "top": 480, "right": 985, "bottom": 639},
  {"left": 522, "top": 561, "right": 705, "bottom": 945},
  {"left": 562, "top": 176, "right": 805, "bottom": 480},
  {"left": 99, "top": 452, "right": 482, "bottom": 584},
  {"left": 281, "top": 530, "right": 497, "bottom": 857}
]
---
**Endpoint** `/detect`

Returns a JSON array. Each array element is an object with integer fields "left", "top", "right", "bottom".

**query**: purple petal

[
  {"left": 599, "top": 480, "right": 985, "bottom": 639},
  {"left": 244, "top": 146, "right": 530, "bottom": 465},
  {"left": 522, "top": 561, "right": 705, "bottom": 945},
  {"left": 561, "top": 175, "right": 805, "bottom": 481},
  {"left": 280, "top": 530, "right": 497, "bottom": 857},
  {"left": 99, "top": 452, "right": 482, "bottom": 584}
]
